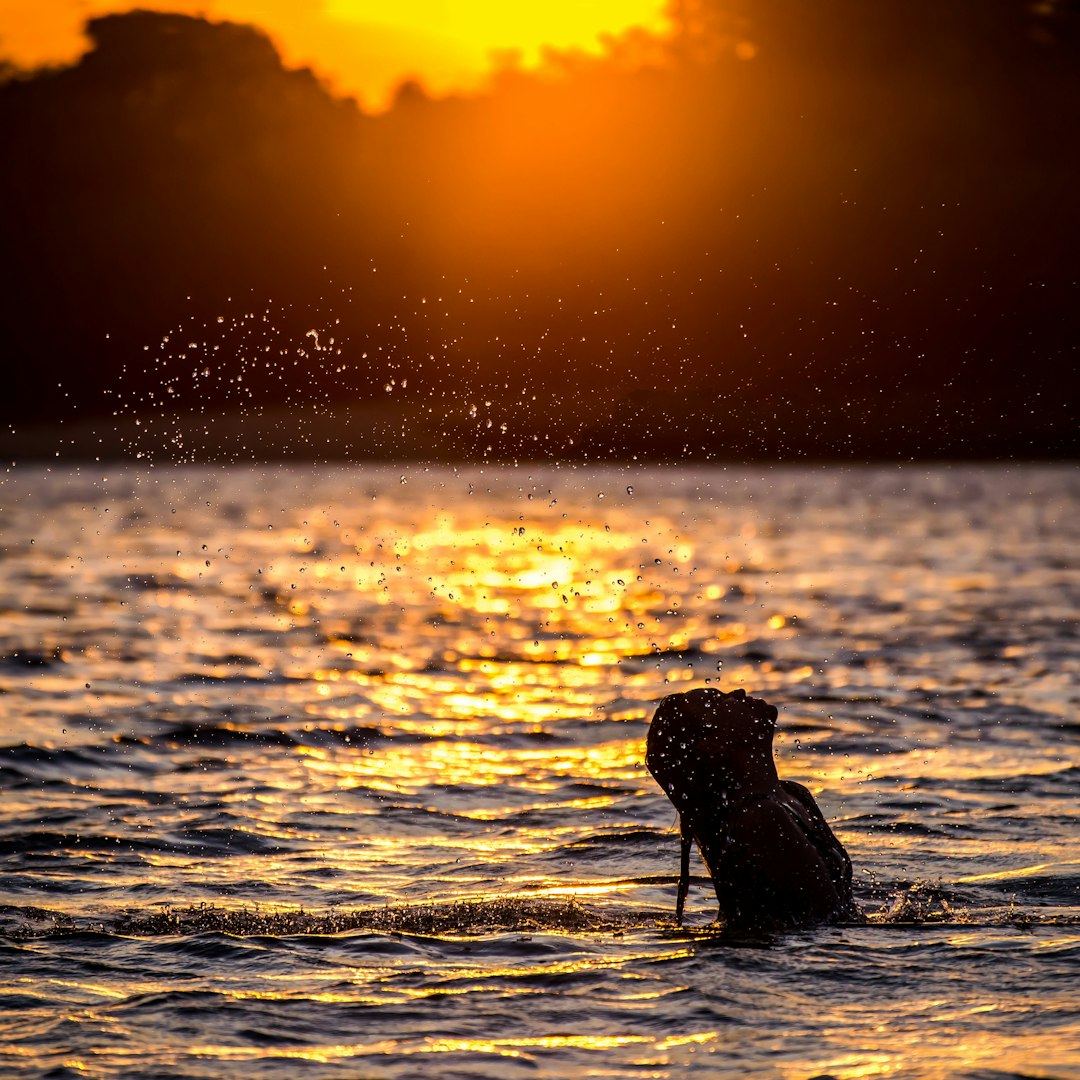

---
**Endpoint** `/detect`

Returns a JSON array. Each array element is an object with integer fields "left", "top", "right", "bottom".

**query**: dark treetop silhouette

[{"left": 646, "top": 687, "right": 860, "bottom": 929}]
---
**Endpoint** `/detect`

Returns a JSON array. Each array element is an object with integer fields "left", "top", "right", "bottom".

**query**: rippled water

[{"left": 1, "top": 463, "right": 1077, "bottom": 1079}]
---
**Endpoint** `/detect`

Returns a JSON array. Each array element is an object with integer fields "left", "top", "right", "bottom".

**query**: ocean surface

[{"left": 0, "top": 462, "right": 1077, "bottom": 1079}]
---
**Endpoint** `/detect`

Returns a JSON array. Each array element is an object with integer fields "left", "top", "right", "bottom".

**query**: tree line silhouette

[{"left": 2, "top": 1, "right": 1077, "bottom": 460}]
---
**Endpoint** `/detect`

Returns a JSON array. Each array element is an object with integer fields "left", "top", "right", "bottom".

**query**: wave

[
  {"left": 3, "top": 882, "right": 1076, "bottom": 942},
  {"left": 0, "top": 825, "right": 287, "bottom": 858},
  {"left": 0, "top": 741, "right": 157, "bottom": 781},
  {"left": 0, "top": 646, "right": 66, "bottom": 667},
  {"left": 1, "top": 897, "right": 648, "bottom": 940},
  {"left": 0, "top": 723, "right": 441, "bottom": 769}
]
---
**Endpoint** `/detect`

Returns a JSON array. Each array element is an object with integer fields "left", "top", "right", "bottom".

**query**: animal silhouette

[{"left": 646, "top": 687, "right": 860, "bottom": 929}]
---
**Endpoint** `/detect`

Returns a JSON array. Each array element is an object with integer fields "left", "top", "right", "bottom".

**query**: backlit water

[{"left": 1, "top": 463, "right": 1077, "bottom": 1079}]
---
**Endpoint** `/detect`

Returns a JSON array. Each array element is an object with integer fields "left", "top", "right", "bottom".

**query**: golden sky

[{"left": 0, "top": 0, "right": 671, "bottom": 110}]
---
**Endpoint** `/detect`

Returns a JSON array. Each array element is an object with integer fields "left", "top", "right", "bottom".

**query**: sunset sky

[
  {"left": 0, "top": 0, "right": 671, "bottom": 109},
  {"left": 2, "top": 0, "right": 1075, "bottom": 460}
]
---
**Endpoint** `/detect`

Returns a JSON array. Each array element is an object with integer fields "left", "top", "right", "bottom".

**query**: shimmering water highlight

[{"left": 1, "top": 463, "right": 1077, "bottom": 1079}]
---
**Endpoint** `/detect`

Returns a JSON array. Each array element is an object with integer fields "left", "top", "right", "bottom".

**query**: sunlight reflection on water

[{"left": 0, "top": 463, "right": 1077, "bottom": 1078}]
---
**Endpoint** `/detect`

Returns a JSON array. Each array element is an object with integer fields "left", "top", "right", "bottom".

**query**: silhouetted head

[{"left": 645, "top": 687, "right": 779, "bottom": 814}]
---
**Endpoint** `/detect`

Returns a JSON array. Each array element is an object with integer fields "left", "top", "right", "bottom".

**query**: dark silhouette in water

[{"left": 646, "top": 687, "right": 860, "bottom": 929}]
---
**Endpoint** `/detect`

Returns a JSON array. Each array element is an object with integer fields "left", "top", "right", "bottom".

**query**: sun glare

[
  {"left": 326, "top": 0, "right": 670, "bottom": 58},
  {"left": 323, "top": 0, "right": 671, "bottom": 105}
]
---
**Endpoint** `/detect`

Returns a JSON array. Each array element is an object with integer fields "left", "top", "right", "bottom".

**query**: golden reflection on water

[
  {"left": 186, "top": 1029, "right": 716, "bottom": 1065},
  {"left": 959, "top": 862, "right": 1080, "bottom": 885},
  {"left": 244, "top": 489, "right": 1080, "bottom": 934},
  {"left": 268, "top": 505, "right": 773, "bottom": 811},
  {"left": 791, "top": 992, "right": 1080, "bottom": 1080},
  {"left": 8, "top": 474, "right": 1070, "bottom": 886},
  {"left": 299, "top": 738, "right": 644, "bottom": 792},
  {"left": 281, "top": 509, "right": 741, "bottom": 668},
  {"left": 2, "top": 467, "right": 1078, "bottom": 1080}
]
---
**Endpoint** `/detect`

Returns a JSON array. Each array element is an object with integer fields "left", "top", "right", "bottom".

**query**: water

[{"left": 1, "top": 462, "right": 1077, "bottom": 1079}]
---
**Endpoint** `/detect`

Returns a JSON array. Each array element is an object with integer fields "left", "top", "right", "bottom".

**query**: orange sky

[{"left": 0, "top": 0, "right": 672, "bottom": 110}]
